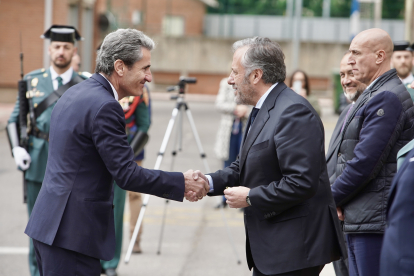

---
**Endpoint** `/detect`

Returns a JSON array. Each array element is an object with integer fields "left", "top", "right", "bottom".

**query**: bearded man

[
  {"left": 391, "top": 41, "right": 414, "bottom": 101},
  {"left": 326, "top": 53, "right": 367, "bottom": 276},
  {"left": 6, "top": 25, "right": 88, "bottom": 276},
  {"left": 190, "top": 37, "right": 346, "bottom": 276}
]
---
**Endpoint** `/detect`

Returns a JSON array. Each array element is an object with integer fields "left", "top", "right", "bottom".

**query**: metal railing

[{"left": 204, "top": 15, "right": 404, "bottom": 43}]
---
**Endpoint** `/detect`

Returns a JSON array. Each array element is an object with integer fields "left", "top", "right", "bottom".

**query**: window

[{"left": 162, "top": 15, "right": 185, "bottom": 36}]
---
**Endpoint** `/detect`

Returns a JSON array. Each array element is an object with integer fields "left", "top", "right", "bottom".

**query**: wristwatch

[{"left": 246, "top": 194, "right": 251, "bottom": 206}]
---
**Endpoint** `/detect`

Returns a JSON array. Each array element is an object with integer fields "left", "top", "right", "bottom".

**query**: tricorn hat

[
  {"left": 393, "top": 41, "right": 413, "bottom": 52},
  {"left": 41, "top": 25, "right": 83, "bottom": 43}
]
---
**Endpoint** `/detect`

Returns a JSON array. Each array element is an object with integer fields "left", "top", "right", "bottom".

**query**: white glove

[{"left": 12, "top": 146, "right": 31, "bottom": 171}]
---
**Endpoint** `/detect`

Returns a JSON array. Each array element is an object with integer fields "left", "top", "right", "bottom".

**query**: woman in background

[{"left": 289, "top": 70, "right": 321, "bottom": 116}]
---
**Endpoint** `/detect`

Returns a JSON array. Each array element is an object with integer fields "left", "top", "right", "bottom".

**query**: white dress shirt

[
  {"left": 99, "top": 73, "right": 119, "bottom": 101},
  {"left": 400, "top": 73, "right": 414, "bottom": 86},
  {"left": 50, "top": 66, "right": 73, "bottom": 91},
  {"left": 207, "top": 83, "right": 278, "bottom": 192}
]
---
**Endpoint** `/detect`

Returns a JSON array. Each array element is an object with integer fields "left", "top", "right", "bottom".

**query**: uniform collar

[
  {"left": 99, "top": 73, "right": 119, "bottom": 101},
  {"left": 50, "top": 66, "right": 73, "bottom": 85},
  {"left": 255, "top": 83, "right": 278, "bottom": 109},
  {"left": 400, "top": 73, "right": 414, "bottom": 85}
]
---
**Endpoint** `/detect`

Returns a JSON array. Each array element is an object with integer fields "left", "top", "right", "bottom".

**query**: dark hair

[
  {"left": 289, "top": 70, "right": 311, "bottom": 96},
  {"left": 232, "top": 37, "right": 286, "bottom": 84}
]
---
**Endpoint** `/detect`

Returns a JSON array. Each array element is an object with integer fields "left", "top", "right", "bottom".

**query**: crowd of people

[{"left": 6, "top": 23, "right": 414, "bottom": 276}]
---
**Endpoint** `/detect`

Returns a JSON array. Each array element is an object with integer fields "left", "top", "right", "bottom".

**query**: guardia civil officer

[
  {"left": 6, "top": 25, "right": 87, "bottom": 276},
  {"left": 391, "top": 41, "right": 414, "bottom": 101}
]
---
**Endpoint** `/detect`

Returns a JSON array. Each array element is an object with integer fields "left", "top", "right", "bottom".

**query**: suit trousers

[
  {"left": 33, "top": 239, "right": 100, "bottom": 276},
  {"left": 27, "top": 180, "right": 42, "bottom": 276},
  {"left": 253, "top": 265, "right": 323, "bottom": 276},
  {"left": 346, "top": 233, "right": 383, "bottom": 276},
  {"left": 332, "top": 231, "right": 349, "bottom": 276}
]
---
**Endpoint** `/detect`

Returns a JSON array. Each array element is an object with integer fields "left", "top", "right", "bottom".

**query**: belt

[{"left": 31, "top": 128, "right": 49, "bottom": 141}]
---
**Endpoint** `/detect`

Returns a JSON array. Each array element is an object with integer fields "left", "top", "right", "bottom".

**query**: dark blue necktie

[{"left": 250, "top": 107, "right": 260, "bottom": 126}]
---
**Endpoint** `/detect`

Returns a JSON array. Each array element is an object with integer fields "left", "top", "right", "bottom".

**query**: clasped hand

[
  {"left": 185, "top": 170, "right": 250, "bottom": 208},
  {"left": 183, "top": 170, "right": 209, "bottom": 202}
]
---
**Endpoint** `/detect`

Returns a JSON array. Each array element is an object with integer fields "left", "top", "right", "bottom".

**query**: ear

[
  {"left": 376, "top": 50, "right": 386, "bottom": 65},
  {"left": 251, "top": 69, "right": 263, "bottom": 85},
  {"left": 114, "top": 59, "right": 125, "bottom": 77}
]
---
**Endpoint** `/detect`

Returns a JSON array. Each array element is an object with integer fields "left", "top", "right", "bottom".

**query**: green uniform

[
  {"left": 100, "top": 91, "right": 151, "bottom": 271},
  {"left": 8, "top": 68, "right": 87, "bottom": 276}
]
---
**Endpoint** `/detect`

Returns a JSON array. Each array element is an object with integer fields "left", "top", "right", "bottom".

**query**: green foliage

[
  {"left": 207, "top": 0, "right": 287, "bottom": 15},
  {"left": 208, "top": 0, "right": 405, "bottom": 19}
]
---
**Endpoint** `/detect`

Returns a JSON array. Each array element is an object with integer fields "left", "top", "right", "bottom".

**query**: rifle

[{"left": 18, "top": 33, "right": 29, "bottom": 203}]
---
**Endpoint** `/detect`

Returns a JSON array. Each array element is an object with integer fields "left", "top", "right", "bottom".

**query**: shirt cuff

[{"left": 206, "top": 175, "right": 214, "bottom": 192}]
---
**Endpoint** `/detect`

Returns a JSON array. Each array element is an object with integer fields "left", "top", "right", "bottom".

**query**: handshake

[
  {"left": 183, "top": 170, "right": 251, "bottom": 208},
  {"left": 183, "top": 170, "right": 209, "bottom": 202}
]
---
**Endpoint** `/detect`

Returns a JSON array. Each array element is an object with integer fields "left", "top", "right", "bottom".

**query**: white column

[{"left": 43, "top": 0, "right": 53, "bottom": 69}]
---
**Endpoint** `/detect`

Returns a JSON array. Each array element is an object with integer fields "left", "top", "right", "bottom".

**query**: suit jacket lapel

[
  {"left": 326, "top": 104, "right": 352, "bottom": 162},
  {"left": 239, "top": 83, "right": 287, "bottom": 172},
  {"left": 91, "top": 73, "right": 116, "bottom": 98}
]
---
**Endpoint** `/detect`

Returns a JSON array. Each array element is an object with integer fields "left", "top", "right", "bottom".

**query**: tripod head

[{"left": 167, "top": 76, "right": 197, "bottom": 96}]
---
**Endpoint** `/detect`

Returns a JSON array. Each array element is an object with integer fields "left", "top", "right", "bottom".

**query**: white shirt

[
  {"left": 99, "top": 73, "right": 119, "bottom": 101},
  {"left": 207, "top": 82, "right": 278, "bottom": 192},
  {"left": 50, "top": 66, "right": 73, "bottom": 91},
  {"left": 400, "top": 73, "right": 414, "bottom": 86}
]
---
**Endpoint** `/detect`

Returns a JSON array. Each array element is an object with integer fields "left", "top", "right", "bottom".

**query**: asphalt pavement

[{"left": 0, "top": 96, "right": 338, "bottom": 276}]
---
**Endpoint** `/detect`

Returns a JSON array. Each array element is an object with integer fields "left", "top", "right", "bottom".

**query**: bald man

[{"left": 331, "top": 28, "right": 414, "bottom": 276}]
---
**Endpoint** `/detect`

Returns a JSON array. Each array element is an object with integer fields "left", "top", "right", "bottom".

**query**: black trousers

[
  {"left": 33, "top": 239, "right": 101, "bottom": 276},
  {"left": 253, "top": 265, "right": 324, "bottom": 276}
]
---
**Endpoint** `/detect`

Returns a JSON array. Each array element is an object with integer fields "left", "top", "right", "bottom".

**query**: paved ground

[{"left": 0, "top": 96, "right": 338, "bottom": 276}]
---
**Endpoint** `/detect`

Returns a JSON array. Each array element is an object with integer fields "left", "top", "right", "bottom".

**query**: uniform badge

[
  {"left": 31, "top": 78, "right": 39, "bottom": 87},
  {"left": 41, "top": 68, "right": 45, "bottom": 72},
  {"left": 377, "top": 109, "right": 385, "bottom": 116},
  {"left": 43, "top": 73, "right": 48, "bottom": 78},
  {"left": 34, "top": 91, "right": 44, "bottom": 97}
]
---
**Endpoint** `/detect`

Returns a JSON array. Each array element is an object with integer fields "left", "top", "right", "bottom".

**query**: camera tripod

[{"left": 124, "top": 78, "right": 241, "bottom": 265}]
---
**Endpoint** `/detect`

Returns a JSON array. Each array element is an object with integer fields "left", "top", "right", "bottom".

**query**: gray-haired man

[
  {"left": 25, "top": 29, "right": 209, "bottom": 276},
  {"left": 191, "top": 37, "right": 346, "bottom": 276}
]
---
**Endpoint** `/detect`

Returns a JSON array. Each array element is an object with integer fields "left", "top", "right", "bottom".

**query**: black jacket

[
  {"left": 331, "top": 69, "right": 414, "bottom": 234},
  {"left": 209, "top": 83, "right": 346, "bottom": 275}
]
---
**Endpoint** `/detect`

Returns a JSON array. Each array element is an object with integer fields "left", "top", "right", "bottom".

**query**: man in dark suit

[
  {"left": 24, "top": 29, "right": 209, "bottom": 276},
  {"left": 190, "top": 37, "right": 346, "bottom": 276},
  {"left": 380, "top": 148, "right": 414, "bottom": 275},
  {"left": 327, "top": 53, "right": 367, "bottom": 276}
]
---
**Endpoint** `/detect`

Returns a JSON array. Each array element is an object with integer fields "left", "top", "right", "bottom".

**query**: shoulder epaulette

[
  {"left": 24, "top": 68, "right": 46, "bottom": 79},
  {"left": 78, "top": 71, "right": 92, "bottom": 79}
]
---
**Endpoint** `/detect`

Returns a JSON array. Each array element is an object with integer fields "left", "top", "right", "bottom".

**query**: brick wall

[{"left": 0, "top": 0, "right": 68, "bottom": 89}]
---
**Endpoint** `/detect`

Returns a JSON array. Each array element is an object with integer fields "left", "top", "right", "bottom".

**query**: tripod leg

[
  {"left": 184, "top": 109, "right": 211, "bottom": 173},
  {"left": 185, "top": 106, "right": 241, "bottom": 264},
  {"left": 124, "top": 107, "right": 180, "bottom": 264},
  {"left": 156, "top": 199, "right": 169, "bottom": 255},
  {"left": 124, "top": 194, "right": 150, "bottom": 263}
]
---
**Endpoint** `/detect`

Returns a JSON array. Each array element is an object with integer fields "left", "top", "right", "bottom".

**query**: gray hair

[
  {"left": 232, "top": 37, "right": 286, "bottom": 84},
  {"left": 95, "top": 28, "right": 155, "bottom": 75}
]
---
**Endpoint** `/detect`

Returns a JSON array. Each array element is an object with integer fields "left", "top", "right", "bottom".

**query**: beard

[
  {"left": 344, "top": 87, "right": 363, "bottom": 102},
  {"left": 234, "top": 76, "right": 257, "bottom": 105},
  {"left": 53, "top": 57, "right": 71, "bottom": 69},
  {"left": 396, "top": 65, "right": 412, "bottom": 79}
]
